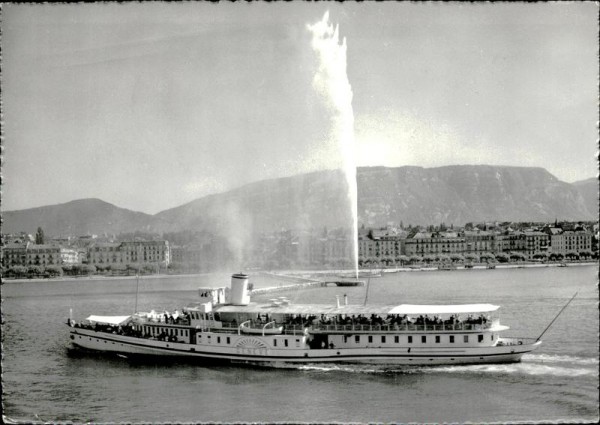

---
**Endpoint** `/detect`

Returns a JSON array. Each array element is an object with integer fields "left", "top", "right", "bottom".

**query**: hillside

[
  {"left": 572, "top": 177, "right": 598, "bottom": 219},
  {"left": 1, "top": 198, "right": 165, "bottom": 236},
  {"left": 357, "top": 165, "right": 595, "bottom": 227},
  {"left": 155, "top": 169, "right": 354, "bottom": 234},
  {"left": 2, "top": 166, "right": 596, "bottom": 236},
  {"left": 157, "top": 165, "right": 595, "bottom": 231}
]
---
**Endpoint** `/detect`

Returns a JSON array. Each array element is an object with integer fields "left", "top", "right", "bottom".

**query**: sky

[{"left": 2, "top": 2, "right": 598, "bottom": 214}]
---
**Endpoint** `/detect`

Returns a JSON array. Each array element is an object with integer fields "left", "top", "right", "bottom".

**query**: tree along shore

[{"left": 2, "top": 260, "right": 597, "bottom": 283}]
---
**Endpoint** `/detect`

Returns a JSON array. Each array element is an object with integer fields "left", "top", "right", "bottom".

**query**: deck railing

[
  {"left": 284, "top": 321, "right": 495, "bottom": 333},
  {"left": 189, "top": 320, "right": 498, "bottom": 335}
]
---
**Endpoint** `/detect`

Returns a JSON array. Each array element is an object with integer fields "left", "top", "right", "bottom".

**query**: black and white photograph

[{"left": 1, "top": 2, "right": 598, "bottom": 424}]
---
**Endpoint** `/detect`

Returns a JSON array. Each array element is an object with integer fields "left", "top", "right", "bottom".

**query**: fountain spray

[{"left": 308, "top": 12, "right": 359, "bottom": 279}]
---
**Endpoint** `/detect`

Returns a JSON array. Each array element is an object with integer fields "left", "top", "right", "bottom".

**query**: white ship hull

[
  {"left": 69, "top": 327, "right": 540, "bottom": 366},
  {"left": 67, "top": 273, "right": 551, "bottom": 368}
]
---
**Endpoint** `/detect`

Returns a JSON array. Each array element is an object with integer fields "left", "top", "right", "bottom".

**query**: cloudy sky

[{"left": 2, "top": 2, "right": 597, "bottom": 214}]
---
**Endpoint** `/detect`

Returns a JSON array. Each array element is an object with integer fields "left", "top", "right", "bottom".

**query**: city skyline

[{"left": 2, "top": 2, "right": 598, "bottom": 214}]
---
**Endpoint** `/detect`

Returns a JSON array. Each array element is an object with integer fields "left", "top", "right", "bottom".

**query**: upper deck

[
  {"left": 207, "top": 302, "right": 506, "bottom": 335},
  {"left": 212, "top": 302, "right": 500, "bottom": 317}
]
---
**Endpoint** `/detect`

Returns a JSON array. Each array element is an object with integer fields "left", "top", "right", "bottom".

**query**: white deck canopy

[
  {"left": 387, "top": 304, "right": 499, "bottom": 315},
  {"left": 214, "top": 303, "right": 499, "bottom": 316},
  {"left": 85, "top": 315, "right": 131, "bottom": 325}
]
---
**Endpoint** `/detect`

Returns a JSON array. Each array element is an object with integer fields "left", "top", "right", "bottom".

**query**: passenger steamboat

[{"left": 67, "top": 273, "right": 542, "bottom": 366}]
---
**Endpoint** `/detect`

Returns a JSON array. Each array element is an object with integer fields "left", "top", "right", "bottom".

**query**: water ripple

[
  {"left": 296, "top": 360, "right": 597, "bottom": 378},
  {"left": 523, "top": 353, "right": 599, "bottom": 366}
]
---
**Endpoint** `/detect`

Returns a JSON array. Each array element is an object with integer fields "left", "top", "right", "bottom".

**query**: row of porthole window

[{"left": 345, "top": 334, "right": 490, "bottom": 344}]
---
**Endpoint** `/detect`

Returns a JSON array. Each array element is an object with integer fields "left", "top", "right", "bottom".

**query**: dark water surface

[{"left": 2, "top": 266, "right": 598, "bottom": 423}]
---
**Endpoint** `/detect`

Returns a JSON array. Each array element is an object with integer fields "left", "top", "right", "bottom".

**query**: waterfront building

[
  {"left": 171, "top": 244, "right": 211, "bottom": 270},
  {"left": 59, "top": 248, "right": 79, "bottom": 264},
  {"left": 463, "top": 230, "right": 496, "bottom": 255},
  {"left": 2, "top": 241, "right": 31, "bottom": 267},
  {"left": 359, "top": 229, "right": 406, "bottom": 261},
  {"left": 545, "top": 229, "right": 592, "bottom": 255},
  {"left": 523, "top": 231, "right": 550, "bottom": 258},
  {"left": 326, "top": 230, "right": 354, "bottom": 267},
  {"left": 494, "top": 231, "right": 526, "bottom": 254},
  {"left": 170, "top": 245, "right": 185, "bottom": 263},
  {"left": 404, "top": 231, "right": 466, "bottom": 257},
  {"left": 119, "top": 240, "right": 170, "bottom": 266},
  {"left": 25, "top": 244, "right": 63, "bottom": 266},
  {"left": 3, "top": 241, "right": 79, "bottom": 267},
  {"left": 87, "top": 243, "right": 123, "bottom": 265},
  {"left": 86, "top": 240, "right": 170, "bottom": 266}
]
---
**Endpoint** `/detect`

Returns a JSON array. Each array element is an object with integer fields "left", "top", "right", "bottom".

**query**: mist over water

[
  {"left": 190, "top": 12, "right": 360, "bottom": 274},
  {"left": 308, "top": 12, "right": 359, "bottom": 278}
]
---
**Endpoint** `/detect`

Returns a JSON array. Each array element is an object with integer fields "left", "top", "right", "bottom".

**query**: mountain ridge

[{"left": 2, "top": 165, "right": 596, "bottom": 236}]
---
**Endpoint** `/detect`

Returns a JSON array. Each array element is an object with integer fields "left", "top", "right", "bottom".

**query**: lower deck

[
  {"left": 68, "top": 325, "right": 540, "bottom": 366},
  {"left": 128, "top": 321, "right": 506, "bottom": 350}
]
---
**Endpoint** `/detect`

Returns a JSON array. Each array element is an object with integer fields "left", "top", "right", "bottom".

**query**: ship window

[
  {"left": 478, "top": 335, "right": 483, "bottom": 343},
  {"left": 421, "top": 336, "right": 426, "bottom": 343},
  {"left": 284, "top": 339, "right": 288, "bottom": 347},
  {"left": 408, "top": 336, "right": 413, "bottom": 343},
  {"left": 449, "top": 335, "right": 455, "bottom": 343},
  {"left": 435, "top": 335, "right": 440, "bottom": 343},
  {"left": 273, "top": 339, "right": 277, "bottom": 347},
  {"left": 355, "top": 335, "right": 360, "bottom": 343},
  {"left": 394, "top": 336, "right": 399, "bottom": 343},
  {"left": 296, "top": 339, "right": 300, "bottom": 347},
  {"left": 464, "top": 335, "right": 469, "bottom": 343},
  {"left": 381, "top": 336, "right": 386, "bottom": 344},
  {"left": 217, "top": 336, "right": 221, "bottom": 344},
  {"left": 368, "top": 336, "right": 373, "bottom": 343},
  {"left": 227, "top": 337, "right": 231, "bottom": 344},
  {"left": 344, "top": 336, "right": 349, "bottom": 343},
  {"left": 491, "top": 334, "right": 494, "bottom": 341}
]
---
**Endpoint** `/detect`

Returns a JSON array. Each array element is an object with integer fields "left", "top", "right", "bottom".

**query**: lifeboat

[{"left": 239, "top": 321, "right": 283, "bottom": 335}]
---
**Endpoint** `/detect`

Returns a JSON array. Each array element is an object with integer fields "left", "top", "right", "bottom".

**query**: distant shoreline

[
  {"left": 2, "top": 261, "right": 597, "bottom": 284},
  {"left": 1, "top": 272, "right": 214, "bottom": 284},
  {"left": 272, "top": 261, "right": 598, "bottom": 278}
]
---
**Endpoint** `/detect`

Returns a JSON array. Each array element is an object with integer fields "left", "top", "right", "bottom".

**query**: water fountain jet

[{"left": 307, "top": 11, "right": 359, "bottom": 280}]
